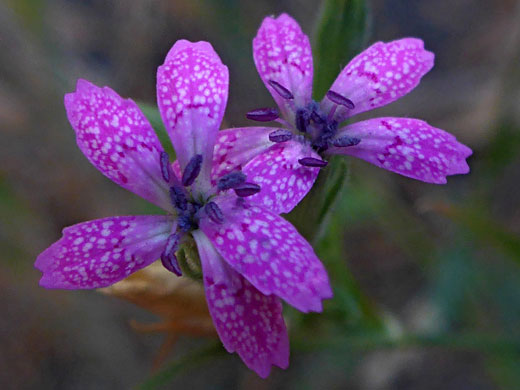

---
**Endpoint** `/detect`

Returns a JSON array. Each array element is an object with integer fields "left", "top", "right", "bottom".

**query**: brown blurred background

[{"left": 1, "top": 0, "right": 520, "bottom": 389}]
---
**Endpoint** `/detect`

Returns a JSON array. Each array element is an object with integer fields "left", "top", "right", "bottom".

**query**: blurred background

[{"left": 1, "top": 0, "right": 520, "bottom": 389}]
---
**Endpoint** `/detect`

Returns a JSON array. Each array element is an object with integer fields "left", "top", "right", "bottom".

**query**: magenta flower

[
  {"left": 215, "top": 14, "right": 472, "bottom": 212},
  {"left": 35, "top": 40, "right": 332, "bottom": 377}
]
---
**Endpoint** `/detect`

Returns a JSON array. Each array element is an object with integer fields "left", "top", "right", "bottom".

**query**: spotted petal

[
  {"left": 35, "top": 216, "right": 173, "bottom": 289},
  {"left": 200, "top": 196, "right": 332, "bottom": 312},
  {"left": 327, "top": 117, "right": 472, "bottom": 184},
  {"left": 253, "top": 14, "right": 313, "bottom": 120},
  {"left": 322, "top": 38, "right": 434, "bottom": 123},
  {"left": 193, "top": 230, "right": 289, "bottom": 378},
  {"left": 211, "top": 127, "right": 274, "bottom": 182},
  {"left": 170, "top": 127, "right": 274, "bottom": 186},
  {"left": 65, "top": 80, "right": 171, "bottom": 210},
  {"left": 157, "top": 40, "right": 229, "bottom": 194},
  {"left": 242, "top": 140, "right": 320, "bottom": 214}
]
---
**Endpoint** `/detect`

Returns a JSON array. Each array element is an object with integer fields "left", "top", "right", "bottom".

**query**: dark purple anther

[
  {"left": 298, "top": 157, "right": 328, "bottom": 167},
  {"left": 170, "top": 186, "right": 187, "bottom": 211},
  {"left": 205, "top": 201, "right": 224, "bottom": 224},
  {"left": 234, "top": 182, "right": 261, "bottom": 197},
  {"left": 218, "top": 171, "right": 247, "bottom": 191},
  {"left": 160, "top": 151, "right": 170, "bottom": 182},
  {"left": 246, "top": 107, "right": 279, "bottom": 122},
  {"left": 181, "top": 154, "right": 203, "bottom": 186},
  {"left": 332, "top": 136, "right": 361, "bottom": 147},
  {"left": 295, "top": 109, "right": 309, "bottom": 133},
  {"left": 161, "top": 233, "right": 182, "bottom": 276},
  {"left": 326, "top": 90, "right": 355, "bottom": 109},
  {"left": 268, "top": 80, "right": 294, "bottom": 100},
  {"left": 269, "top": 129, "right": 293, "bottom": 143}
]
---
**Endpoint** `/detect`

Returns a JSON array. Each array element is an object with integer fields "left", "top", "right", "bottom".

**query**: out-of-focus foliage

[{"left": 313, "top": 0, "right": 369, "bottom": 98}]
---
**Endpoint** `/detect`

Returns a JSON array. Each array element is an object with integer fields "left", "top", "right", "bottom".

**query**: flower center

[
  {"left": 157, "top": 151, "right": 263, "bottom": 276},
  {"left": 246, "top": 82, "right": 361, "bottom": 158}
]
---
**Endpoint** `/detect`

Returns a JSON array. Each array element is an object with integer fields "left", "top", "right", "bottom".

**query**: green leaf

[
  {"left": 293, "top": 331, "right": 520, "bottom": 355},
  {"left": 6, "top": 0, "right": 45, "bottom": 33},
  {"left": 428, "top": 246, "right": 476, "bottom": 330},
  {"left": 486, "top": 354, "right": 520, "bottom": 390},
  {"left": 315, "top": 214, "right": 384, "bottom": 330},
  {"left": 286, "top": 157, "right": 384, "bottom": 329},
  {"left": 480, "top": 121, "right": 520, "bottom": 177},
  {"left": 138, "top": 342, "right": 225, "bottom": 390},
  {"left": 314, "top": 157, "right": 349, "bottom": 239},
  {"left": 313, "top": 0, "right": 370, "bottom": 99},
  {"left": 137, "top": 102, "right": 175, "bottom": 158},
  {"left": 285, "top": 156, "right": 347, "bottom": 242},
  {"left": 437, "top": 204, "right": 520, "bottom": 266}
]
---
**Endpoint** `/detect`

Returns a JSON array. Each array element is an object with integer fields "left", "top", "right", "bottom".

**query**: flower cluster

[{"left": 35, "top": 14, "right": 471, "bottom": 378}]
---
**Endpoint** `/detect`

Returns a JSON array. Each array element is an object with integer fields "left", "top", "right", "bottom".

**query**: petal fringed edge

[
  {"left": 253, "top": 13, "right": 313, "bottom": 120},
  {"left": 35, "top": 215, "right": 173, "bottom": 289},
  {"left": 193, "top": 230, "right": 289, "bottom": 378},
  {"left": 200, "top": 196, "right": 333, "bottom": 313},
  {"left": 321, "top": 38, "right": 434, "bottom": 122},
  {"left": 65, "top": 80, "right": 171, "bottom": 210},
  {"left": 327, "top": 117, "right": 472, "bottom": 184}
]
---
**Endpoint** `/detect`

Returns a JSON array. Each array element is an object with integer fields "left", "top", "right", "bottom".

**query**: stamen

[
  {"left": 311, "top": 137, "right": 329, "bottom": 152},
  {"left": 234, "top": 182, "right": 261, "bottom": 197},
  {"left": 274, "top": 117, "right": 293, "bottom": 129},
  {"left": 298, "top": 157, "right": 328, "bottom": 167},
  {"left": 170, "top": 186, "right": 187, "bottom": 211},
  {"left": 205, "top": 202, "right": 224, "bottom": 224},
  {"left": 160, "top": 151, "right": 171, "bottom": 182},
  {"left": 332, "top": 136, "right": 361, "bottom": 147},
  {"left": 246, "top": 107, "right": 279, "bottom": 122},
  {"left": 268, "top": 80, "right": 294, "bottom": 100},
  {"left": 326, "top": 90, "right": 355, "bottom": 109},
  {"left": 311, "top": 110, "right": 324, "bottom": 124},
  {"left": 218, "top": 171, "right": 247, "bottom": 191},
  {"left": 181, "top": 154, "right": 203, "bottom": 186},
  {"left": 269, "top": 129, "right": 293, "bottom": 143},
  {"left": 295, "top": 109, "right": 309, "bottom": 133},
  {"left": 161, "top": 233, "right": 182, "bottom": 276}
]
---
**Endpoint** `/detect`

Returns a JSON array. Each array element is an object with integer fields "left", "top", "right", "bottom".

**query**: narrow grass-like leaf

[
  {"left": 138, "top": 342, "right": 225, "bottom": 390},
  {"left": 435, "top": 203, "right": 520, "bottom": 265},
  {"left": 313, "top": 0, "right": 369, "bottom": 99}
]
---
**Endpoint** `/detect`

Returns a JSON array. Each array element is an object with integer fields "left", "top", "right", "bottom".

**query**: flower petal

[
  {"left": 242, "top": 140, "right": 320, "bottom": 214},
  {"left": 211, "top": 127, "right": 274, "bottom": 182},
  {"left": 157, "top": 40, "right": 229, "bottom": 193},
  {"left": 253, "top": 14, "right": 313, "bottom": 120},
  {"left": 171, "top": 127, "right": 275, "bottom": 186},
  {"left": 322, "top": 38, "right": 434, "bottom": 122},
  {"left": 327, "top": 117, "right": 472, "bottom": 184},
  {"left": 193, "top": 230, "right": 289, "bottom": 377},
  {"left": 65, "top": 80, "right": 171, "bottom": 210},
  {"left": 199, "top": 196, "right": 332, "bottom": 312},
  {"left": 35, "top": 216, "right": 173, "bottom": 289}
]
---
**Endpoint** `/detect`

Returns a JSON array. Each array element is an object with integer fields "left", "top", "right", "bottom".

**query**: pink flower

[
  {"left": 35, "top": 40, "right": 332, "bottom": 377},
  {"left": 217, "top": 14, "right": 472, "bottom": 213}
]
